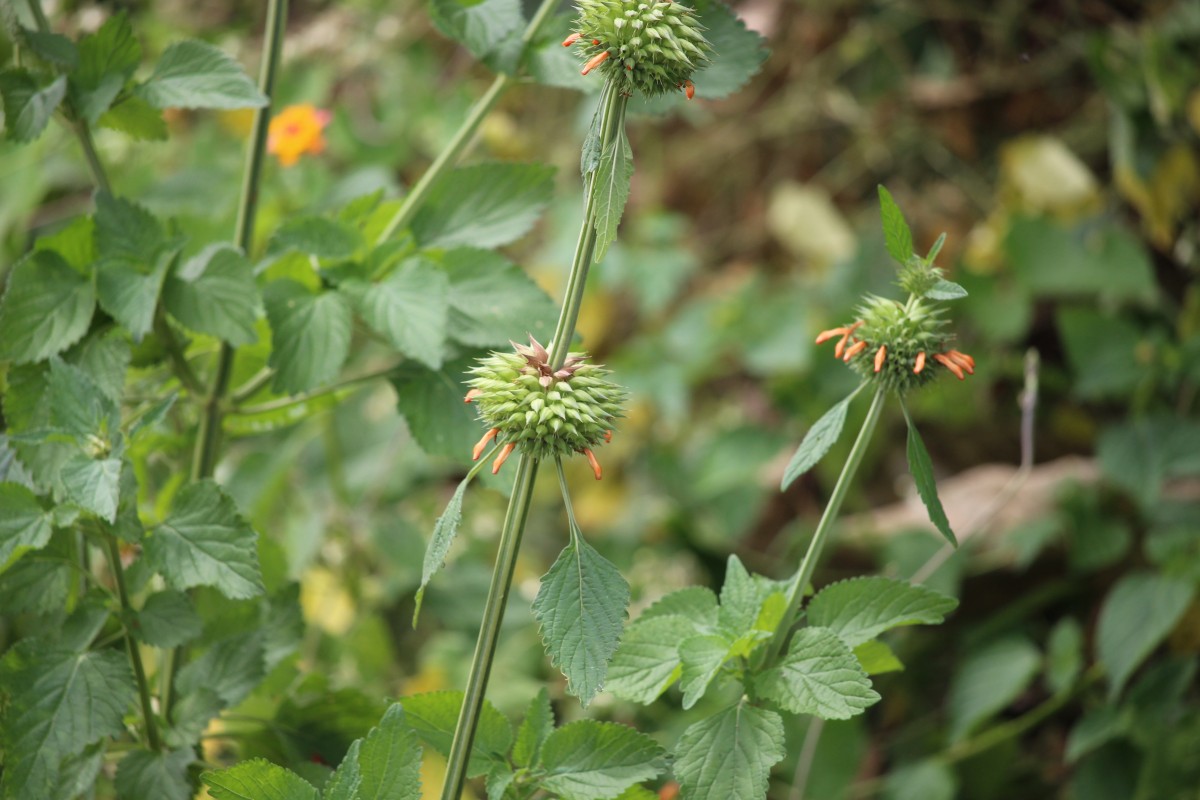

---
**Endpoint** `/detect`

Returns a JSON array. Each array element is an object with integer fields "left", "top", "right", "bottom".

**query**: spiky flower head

[
  {"left": 465, "top": 336, "right": 626, "bottom": 478},
  {"left": 815, "top": 296, "right": 975, "bottom": 393},
  {"left": 564, "top": 0, "right": 712, "bottom": 98}
]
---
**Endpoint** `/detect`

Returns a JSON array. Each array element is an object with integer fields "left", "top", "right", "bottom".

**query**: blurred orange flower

[{"left": 267, "top": 104, "right": 331, "bottom": 167}]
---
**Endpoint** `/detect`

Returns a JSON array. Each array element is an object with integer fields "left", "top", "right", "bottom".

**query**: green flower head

[
  {"left": 564, "top": 0, "right": 712, "bottom": 98},
  {"left": 465, "top": 336, "right": 627, "bottom": 477}
]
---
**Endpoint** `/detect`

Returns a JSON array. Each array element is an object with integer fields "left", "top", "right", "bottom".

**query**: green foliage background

[{"left": 1, "top": 0, "right": 1199, "bottom": 798}]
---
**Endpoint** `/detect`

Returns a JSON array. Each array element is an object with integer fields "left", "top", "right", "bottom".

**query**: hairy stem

[
  {"left": 766, "top": 387, "right": 887, "bottom": 663},
  {"left": 164, "top": 0, "right": 288, "bottom": 722},
  {"left": 440, "top": 456, "right": 539, "bottom": 800},
  {"left": 105, "top": 535, "right": 162, "bottom": 751}
]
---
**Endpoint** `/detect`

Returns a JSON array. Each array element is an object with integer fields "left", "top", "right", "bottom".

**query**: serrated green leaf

[
  {"left": 114, "top": 748, "right": 193, "bottom": 800},
  {"left": 70, "top": 13, "right": 140, "bottom": 123},
  {"left": 512, "top": 688, "right": 553, "bottom": 769},
  {"left": 605, "top": 615, "right": 696, "bottom": 704},
  {"left": 389, "top": 356, "right": 483, "bottom": 460},
  {"left": 98, "top": 94, "right": 168, "bottom": 140},
  {"left": 400, "top": 691, "right": 511, "bottom": 778},
  {"left": 877, "top": 185, "right": 914, "bottom": 265},
  {"left": 592, "top": 128, "right": 633, "bottom": 262},
  {"left": 687, "top": 0, "right": 768, "bottom": 100},
  {"left": 410, "top": 163, "right": 555, "bottom": 249},
  {"left": 0, "top": 69, "right": 67, "bottom": 141},
  {"left": 176, "top": 631, "right": 265, "bottom": 709},
  {"left": 439, "top": 248, "right": 557, "bottom": 348},
  {"left": 757, "top": 626, "right": 880, "bottom": 720},
  {"left": 343, "top": 258, "right": 448, "bottom": 369},
  {"left": 0, "top": 534, "right": 72, "bottom": 615},
  {"left": 414, "top": 470, "right": 474, "bottom": 625},
  {"left": 925, "top": 279, "right": 967, "bottom": 300},
  {"left": 48, "top": 354, "right": 118, "bottom": 439},
  {"left": 1096, "top": 572, "right": 1195, "bottom": 699},
  {"left": 137, "top": 40, "right": 267, "bottom": 110},
  {"left": 164, "top": 244, "right": 260, "bottom": 345},
  {"left": 641, "top": 586, "right": 720, "bottom": 628},
  {"left": 326, "top": 704, "right": 422, "bottom": 800},
  {"left": 947, "top": 636, "right": 1041, "bottom": 740},
  {"left": 717, "top": 555, "right": 786, "bottom": 638},
  {"left": 202, "top": 759, "right": 320, "bottom": 800},
  {"left": 429, "top": 0, "right": 524, "bottom": 69},
  {"left": 268, "top": 216, "right": 363, "bottom": 260},
  {"left": 144, "top": 480, "right": 264, "bottom": 599},
  {"left": 901, "top": 406, "right": 956, "bottom": 546},
  {"left": 96, "top": 248, "right": 176, "bottom": 341},
  {"left": 854, "top": 640, "right": 904, "bottom": 675},
  {"left": 0, "top": 645, "right": 136, "bottom": 798},
  {"left": 67, "top": 328, "right": 131, "bottom": 404},
  {"left": 20, "top": 28, "right": 78, "bottom": 68},
  {"left": 679, "top": 634, "right": 732, "bottom": 710},
  {"left": 133, "top": 590, "right": 202, "bottom": 648},
  {"left": 674, "top": 702, "right": 786, "bottom": 800},
  {"left": 0, "top": 250, "right": 96, "bottom": 363},
  {"left": 539, "top": 720, "right": 668, "bottom": 800},
  {"left": 781, "top": 387, "right": 857, "bottom": 490},
  {"left": 265, "top": 281, "right": 353, "bottom": 395},
  {"left": 486, "top": 767, "right": 516, "bottom": 800},
  {"left": 0, "top": 482, "right": 53, "bottom": 570},
  {"left": 60, "top": 453, "right": 121, "bottom": 522},
  {"left": 34, "top": 214, "right": 96, "bottom": 273},
  {"left": 532, "top": 536, "right": 631, "bottom": 706},
  {"left": 93, "top": 191, "right": 166, "bottom": 262},
  {"left": 806, "top": 576, "right": 958, "bottom": 648}
]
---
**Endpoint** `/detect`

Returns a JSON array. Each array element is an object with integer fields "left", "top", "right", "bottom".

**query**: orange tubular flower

[
  {"left": 874, "top": 345, "right": 887, "bottom": 373},
  {"left": 562, "top": 32, "right": 582, "bottom": 46},
  {"left": 843, "top": 340, "right": 868, "bottom": 361},
  {"left": 267, "top": 104, "right": 331, "bottom": 167},
  {"left": 933, "top": 353, "right": 965, "bottom": 380},
  {"left": 913, "top": 351, "right": 927, "bottom": 374},
  {"left": 472, "top": 428, "right": 499, "bottom": 461},
  {"left": 492, "top": 443, "right": 516, "bottom": 474},
  {"left": 581, "top": 50, "right": 610, "bottom": 75},
  {"left": 582, "top": 449, "right": 602, "bottom": 480}
]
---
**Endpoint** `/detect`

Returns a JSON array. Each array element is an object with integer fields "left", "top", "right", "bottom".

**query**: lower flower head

[
  {"left": 267, "top": 104, "right": 331, "bottom": 167},
  {"left": 465, "top": 336, "right": 626, "bottom": 476}
]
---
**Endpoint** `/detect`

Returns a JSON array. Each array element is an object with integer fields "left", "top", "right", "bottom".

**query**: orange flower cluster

[
  {"left": 815, "top": 322, "right": 975, "bottom": 380},
  {"left": 267, "top": 104, "right": 331, "bottom": 167}
]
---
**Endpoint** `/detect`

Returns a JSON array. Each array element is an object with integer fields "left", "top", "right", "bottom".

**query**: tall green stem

[
  {"left": 440, "top": 79, "right": 629, "bottom": 800},
  {"left": 766, "top": 387, "right": 887, "bottom": 663},
  {"left": 377, "top": 0, "right": 561, "bottom": 245},
  {"left": 440, "top": 456, "right": 539, "bottom": 800},
  {"left": 163, "top": 0, "right": 288, "bottom": 722},
  {"left": 106, "top": 535, "right": 162, "bottom": 751}
]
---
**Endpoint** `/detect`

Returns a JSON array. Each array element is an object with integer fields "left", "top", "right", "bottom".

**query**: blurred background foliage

[{"left": 2, "top": 0, "right": 1199, "bottom": 798}]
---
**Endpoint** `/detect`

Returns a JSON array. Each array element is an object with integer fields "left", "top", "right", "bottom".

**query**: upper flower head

[
  {"left": 464, "top": 336, "right": 626, "bottom": 478},
  {"left": 267, "top": 104, "right": 331, "bottom": 167},
  {"left": 566, "top": 0, "right": 712, "bottom": 98}
]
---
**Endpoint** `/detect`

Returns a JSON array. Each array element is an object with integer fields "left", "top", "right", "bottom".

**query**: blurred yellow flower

[{"left": 267, "top": 103, "right": 331, "bottom": 167}]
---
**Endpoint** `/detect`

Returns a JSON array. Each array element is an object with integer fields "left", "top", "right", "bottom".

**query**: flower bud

[{"left": 569, "top": 0, "right": 713, "bottom": 97}]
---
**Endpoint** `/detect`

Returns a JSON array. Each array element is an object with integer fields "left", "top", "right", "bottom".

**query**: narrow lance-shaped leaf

[
  {"left": 673, "top": 701, "right": 786, "bottom": 800},
  {"left": 413, "top": 455, "right": 492, "bottom": 626},
  {"left": 901, "top": 402, "right": 957, "bottom": 546},
  {"left": 877, "top": 185, "right": 914, "bottom": 265},
  {"left": 781, "top": 385, "right": 862, "bottom": 490},
  {"left": 532, "top": 531, "right": 631, "bottom": 706},
  {"left": 926, "top": 279, "right": 967, "bottom": 300},
  {"left": 591, "top": 126, "right": 634, "bottom": 263}
]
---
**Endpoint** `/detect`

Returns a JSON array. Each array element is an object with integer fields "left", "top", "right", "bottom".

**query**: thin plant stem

[
  {"left": 440, "top": 455, "right": 540, "bottom": 800},
  {"left": 230, "top": 361, "right": 403, "bottom": 414},
  {"left": 787, "top": 718, "right": 825, "bottom": 800},
  {"left": 440, "top": 62, "right": 630, "bottom": 800},
  {"left": 766, "top": 387, "right": 888, "bottom": 664},
  {"left": 229, "top": 366, "right": 275, "bottom": 404},
  {"left": 105, "top": 535, "right": 162, "bottom": 751},
  {"left": 163, "top": 0, "right": 289, "bottom": 723},
  {"left": 25, "top": 0, "right": 113, "bottom": 193},
  {"left": 377, "top": 0, "right": 561, "bottom": 244}
]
